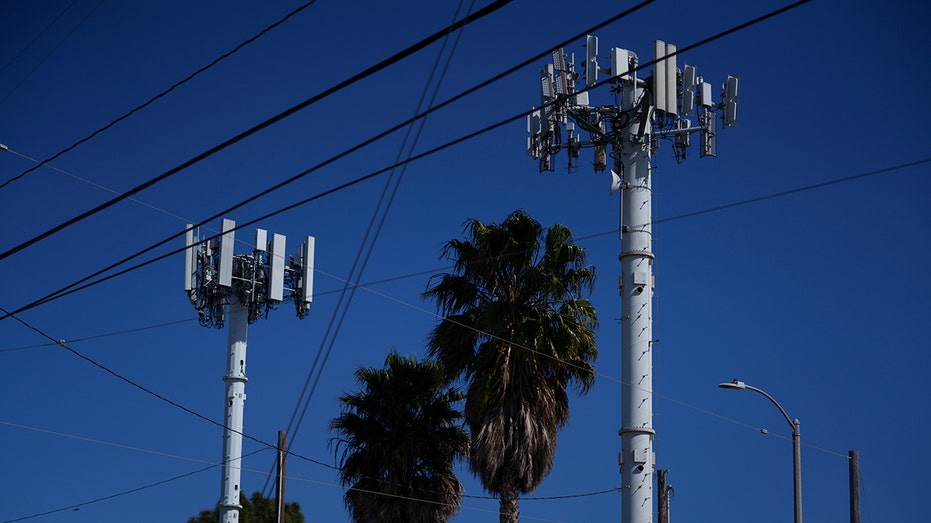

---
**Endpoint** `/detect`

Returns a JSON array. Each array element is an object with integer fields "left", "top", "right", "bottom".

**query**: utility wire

[
  {"left": 0, "top": 317, "right": 194, "bottom": 353},
  {"left": 0, "top": 0, "right": 513, "bottom": 262},
  {"left": 0, "top": 419, "right": 263, "bottom": 468},
  {"left": 0, "top": 0, "right": 78, "bottom": 76},
  {"left": 0, "top": 304, "right": 336, "bottom": 471},
  {"left": 269, "top": 0, "right": 475, "bottom": 495},
  {"left": 2, "top": 402, "right": 613, "bottom": 517},
  {"left": 0, "top": 0, "right": 105, "bottom": 107},
  {"left": 0, "top": 0, "right": 657, "bottom": 322},
  {"left": 0, "top": 445, "right": 269, "bottom": 523},
  {"left": 6, "top": 151, "right": 925, "bottom": 337},
  {"left": 0, "top": 0, "right": 320, "bottom": 191},
  {"left": 0, "top": 0, "right": 26, "bottom": 28}
]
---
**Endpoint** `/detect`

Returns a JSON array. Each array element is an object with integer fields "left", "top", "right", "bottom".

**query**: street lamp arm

[{"left": 743, "top": 384, "right": 796, "bottom": 432}]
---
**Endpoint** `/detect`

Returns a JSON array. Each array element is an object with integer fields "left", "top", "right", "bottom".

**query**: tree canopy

[
  {"left": 186, "top": 491, "right": 305, "bottom": 523},
  {"left": 424, "top": 210, "right": 598, "bottom": 523},
  {"left": 330, "top": 351, "right": 469, "bottom": 522}
]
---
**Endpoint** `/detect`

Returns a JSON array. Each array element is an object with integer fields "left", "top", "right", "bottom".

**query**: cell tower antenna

[
  {"left": 183, "top": 219, "right": 316, "bottom": 523},
  {"left": 525, "top": 38, "right": 739, "bottom": 523}
]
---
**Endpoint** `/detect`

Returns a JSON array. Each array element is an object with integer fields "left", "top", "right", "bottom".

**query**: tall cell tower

[
  {"left": 183, "top": 219, "right": 315, "bottom": 523},
  {"left": 527, "top": 36, "right": 738, "bottom": 523}
]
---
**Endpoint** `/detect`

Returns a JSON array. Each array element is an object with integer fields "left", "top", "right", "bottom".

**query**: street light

[{"left": 718, "top": 379, "right": 803, "bottom": 523}]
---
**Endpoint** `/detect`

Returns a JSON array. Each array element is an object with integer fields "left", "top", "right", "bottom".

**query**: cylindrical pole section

[
  {"left": 792, "top": 419, "right": 802, "bottom": 523},
  {"left": 618, "top": 72, "right": 655, "bottom": 523},
  {"left": 220, "top": 299, "right": 249, "bottom": 523},
  {"left": 849, "top": 450, "right": 860, "bottom": 523},
  {"left": 657, "top": 470, "right": 669, "bottom": 523},
  {"left": 276, "top": 430, "right": 288, "bottom": 523}
]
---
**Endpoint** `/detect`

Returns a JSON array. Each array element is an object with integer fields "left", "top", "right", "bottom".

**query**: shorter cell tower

[
  {"left": 183, "top": 218, "right": 315, "bottom": 523},
  {"left": 526, "top": 36, "right": 738, "bottom": 523}
]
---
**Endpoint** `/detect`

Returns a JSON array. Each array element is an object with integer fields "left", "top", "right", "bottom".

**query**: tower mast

[
  {"left": 527, "top": 36, "right": 738, "bottom": 523},
  {"left": 184, "top": 219, "right": 315, "bottom": 523}
]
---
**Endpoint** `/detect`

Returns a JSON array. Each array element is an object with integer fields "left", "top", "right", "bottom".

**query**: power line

[
  {"left": 0, "top": 0, "right": 26, "bottom": 28},
  {"left": 0, "top": 0, "right": 513, "bottom": 263},
  {"left": 270, "top": 0, "right": 476, "bottom": 495},
  {"left": 0, "top": 0, "right": 105, "bottom": 107},
  {"left": 0, "top": 419, "right": 261, "bottom": 467},
  {"left": 0, "top": 443, "right": 269, "bottom": 523},
  {"left": 0, "top": 0, "right": 658, "bottom": 322},
  {"left": 0, "top": 0, "right": 320, "bottom": 191},
  {"left": 0, "top": 317, "right": 194, "bottom": 353},
  {"left": 0, "top": 304, "right": 337, "bottom": 472},
  {"left": 0, "top": 0, "right": 78, "bottom": 76}
]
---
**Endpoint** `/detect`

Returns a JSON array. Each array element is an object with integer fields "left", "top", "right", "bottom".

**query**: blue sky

[{"left": 1, "top": 1, "right": 929, "bottom": 522}]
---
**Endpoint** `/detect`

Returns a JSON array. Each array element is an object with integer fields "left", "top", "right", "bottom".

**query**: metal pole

[
  {"left": 849, "top": 450, "right": 860, "bottom": 523},
  {"left": 721, "top": 381, "right": 802, "bottom": 523},
  {"left": 657, "top": 470, "right": 669, "bottom": 523},
  {"left": 618, "top": 70, "right": 655, "bottom": 523},
  {"left": 276, "top": 430, "right": 288, "bottom": 523},
  {"left": 220, "top": 299, "right": 249, "bottom": 523},
  {"left": 792, "top": 419, "right": 802, "bottom": 523}
]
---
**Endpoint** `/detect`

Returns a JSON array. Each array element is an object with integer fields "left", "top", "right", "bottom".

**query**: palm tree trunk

[{"left": 499, "top": 483, "right": 519, "bottom": 523}]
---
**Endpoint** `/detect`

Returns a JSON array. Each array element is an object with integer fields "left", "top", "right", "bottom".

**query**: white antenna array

[
  {"left": 183, "top": 219, "right": 315, "bottom": 327},
  {"left": 182, "top": 219, "right": 316, "bottom": 523},
  {"left": 524, "top": 35, "right": 740, "bottom": 523},
  {"left": 527, "top": 36, "right": 739, "bottom": 170}
]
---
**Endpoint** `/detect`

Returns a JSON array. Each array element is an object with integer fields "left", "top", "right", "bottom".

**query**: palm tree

[
  {"left": 423, "top": 210, "right": 598, "bottom": 523},
  {"left": 329, "top": 352, "right": 470, "bottom": 523}
]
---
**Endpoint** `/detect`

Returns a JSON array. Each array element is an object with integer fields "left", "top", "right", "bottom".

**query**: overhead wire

[
  {"left": 0, "top": 0, "right": 78, "bottom": 76},
  {"left": 2, "top": 145, "right": 214, "bottom": 223},
  {"left": 0, "top": 419, "right": 264, "bottom": 468},
  {"left": 0, "top": 0, "right": 26, "bottom": 28},
  {"left": 0, "top": 0, "right": 658, "bottom": 321},
  {"left": 0, "top": 440, "right": 269, "bottom": 523},
  {"left": 0, "top": 0, "right": 514, "bottom": 262},
  {"left": 266, "top": 0, "right": 476, "bottom": 496},
  {"left": 0, "top": 0, "right": 105, "bottom": 107},
  {"left": 0, "top": 1, "right": 868, "bottom": 516},
  {"left": 1, "top": 136, "right": 887, "bottom": 457},
  {"left": 0, "top": 317, "right": 194, "bottom": 353},
  {"left": 0, "top": 0, "right": 857, "bottom": 466},
  {"left": 0, "top": 304, "right": 337, "bottom": 472},
  {"left": 0, "top": 0, "right": 321, "bottom": 191}
]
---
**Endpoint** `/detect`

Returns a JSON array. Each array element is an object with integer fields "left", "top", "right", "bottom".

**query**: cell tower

[
  {"left": 527, "top": 37, "right": 738, "bottom": 523},
  {"left": 183, "top": 219, "right": 315, "bottom": 523}
]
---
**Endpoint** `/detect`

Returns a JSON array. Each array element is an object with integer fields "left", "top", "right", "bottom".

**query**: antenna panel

[
  {"left": 218, "top": 219, "right": 235, "bottom": 287},
  {"left": 574, "top": 90, "right": 589, "bottom": 107},
  {"left": 184, "top": 224, "right": 194, "bottom": 292},
  {"left": 700, "top": 81, "right": 713, "bottom": 107},
  {"left": 653, "top": 41, "right": 667, "bottom": 113},
  {"left": 255, "top": 229, "right": 267, "bottom": 252},
  {"left": 682, "top": 90, "right": 695, "bottom": 115},
  {"left": 586, "top": 35, "right": 598, "bottom": 86},
  {"left": 725, "top": 75, "right": 739, "bottom": 101},
  {"left": 701, "top": 112, "right": 717, "bottom": 158},
  {"left": 723, "top": 76, "right": 739, "bottom": 126},
  {"left": 540, "top": 64, "right": 555, "bottom": 102},
  {"left": 299, "top": 236, "right": 315, "bottom": 306},
  {"left": 552, "top": 48, "right": 568, "bottom": 96},
  {"left": 268, "top": 233, "right": 286, "bottom": 302},
  {"left": 665, "top": 43, "right": 677, "bottom": 116},
  {"left": 527, "top": 110, "right": 541, "bottom": 134},
  {"left": 610, "top": 48, "right": 630, "bottom": 80},
  {"left": 683, "top": 65, "right": 696, "bottom": 88},
  {"left": 724, "top": 101, "right": 737, "bottom": 127}
]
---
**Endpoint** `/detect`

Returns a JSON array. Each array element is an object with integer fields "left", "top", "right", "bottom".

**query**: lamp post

[{"left": 719, "top": 379, "right": 802, "bottom": 523}]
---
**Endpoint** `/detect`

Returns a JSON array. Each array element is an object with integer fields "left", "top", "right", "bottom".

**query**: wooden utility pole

[
  {"left": 849, "top": 450, "right": 860, "bottom": 523},
  {"left": 658, "top": 469, "right": 670, "bottom": 523},
  {"left": 276, "top": 430, "right": 288, "bottom": 523}
]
